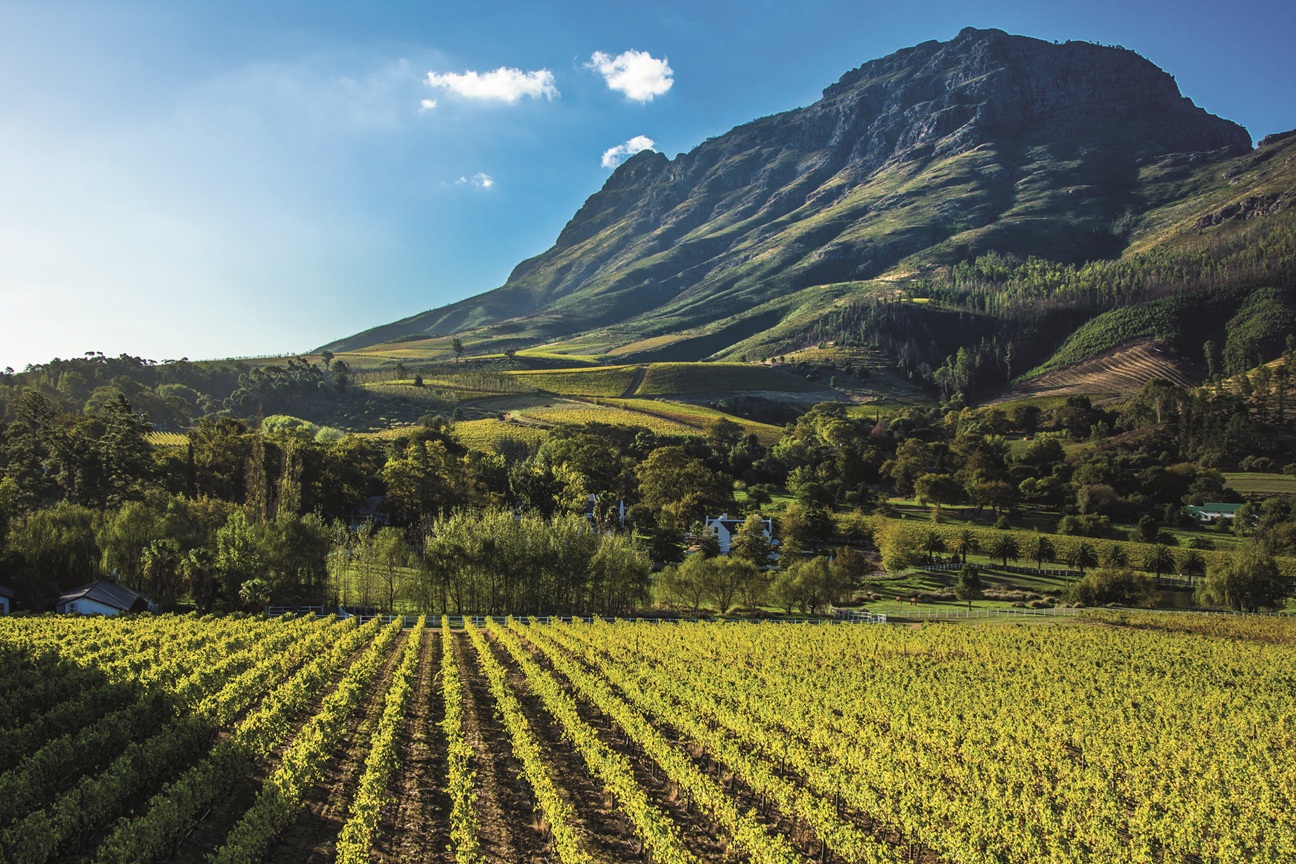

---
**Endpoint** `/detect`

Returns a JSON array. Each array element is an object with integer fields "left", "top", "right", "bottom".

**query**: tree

[
  {"left": 1177, "top": 549, "right": 1207, "bottom": 580},
  {"left": 452, "top": 338, "right": 465, "bottom": 363},
  {"left": 1067, "top": 541, "right": 1099, "bottom": 576},
  {"left": 874, "top": 518, "right": 922, "bottom": 573},
  {"left": 745, "top": 483, "right": 773, "bottom": 509},
  {"left": 832, "top": 545, "right": 876, "bottom": 585},
  {"left": 1067, "top": 568, "right": 1158, "bottom": 607},
  {"left": 1142, "top": 544, "right": 1176, "bottom": 580},
  {"left": 382, "top": 439, "right": 474, "bottom": 524},
  {"left": 955, "top": 564, "right": 982, "bottom": 600},
  {"left": 140, "top": 538, "right": 183, "bottom": 610},
  {"left": 588, "top": 532, "right": 652, "bottom": 617},
  {"left": 331, "top": 359, "right": 350, "bottom": 392},
  {"left": 182, "top": 547, "right": 218, "bottom": 611},
  {"left": 1025, "top": 533, "right": 1055, "bottom": 571},
  {"left": 913, "top": 473, "right": 962, "bottom": 515},
  {"left": 776, "top": 556, "right": 846, "bottom": 615},
  {"left": 950, "top": 528, "right": 978, "bottom": 564},
  {"left": 986, "top": 532, "right": 1020, "bottom": 568},
  {"left": 705, "top": 417, "right": 744, "bottom": 455},
  {"left": 706, "top": 556, "right": 761, "bottom": 614},
  {"left": 1203, "top": 340, "right": 1219, "bottom": 378},
  {"left": 970, "top": 480, "right": 1018, "bottom": 515},
  {"left": 918, "top": 529, "right": 945, "bottom": 564},
  {"left": 729, "top": 514, "right": 774, "bottom": 569},
  {"left": 1196, "top": 542, "right": 1287, "bottom": 612},
  {"left": 1100, "top": 542, "right": 1129, "bottom": 569},
  {"left": 371, "top": 527, "right": 412, "bottom": 612},
  {"left": 657, "top": 555, "right": 710, "bottom": 614},
  {"left": 238, "top": 577, "right": 271, "bottom": 611},
  {"left": 636, "top": 446, "right": 729, "bottom": 530},
  {"left": 215, "top": 510, "right": 263, "bottom": 605}
]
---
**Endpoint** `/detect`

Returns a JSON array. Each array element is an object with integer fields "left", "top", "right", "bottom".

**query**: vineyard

[{"left": 1, "top": 612, "right": 1293, "bottom": 864}]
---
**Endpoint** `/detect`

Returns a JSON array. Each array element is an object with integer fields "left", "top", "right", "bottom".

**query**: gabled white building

[{"left": 703, "top": 512, "right": 774, "bottom": 555}]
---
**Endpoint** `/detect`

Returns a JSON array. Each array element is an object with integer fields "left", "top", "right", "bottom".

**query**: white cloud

[
  {"left": 456, "top": 172, "right": 494, "bottom": 188},
  {"left": 419, "top": 98, "right": 437, "bottom": 111},
  {"left": 601, "top": 135, "right": 656, "bottom": 169},
  {"left": 425, "top": 67, "right": 557, "bottom": 103},
  {"left": 587, "top": 50, "right": 673, "bottom": 102}
]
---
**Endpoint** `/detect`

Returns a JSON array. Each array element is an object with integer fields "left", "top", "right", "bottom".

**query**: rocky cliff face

[{"left": 327, "top": 28, "right": 1252, "bottom": 354}]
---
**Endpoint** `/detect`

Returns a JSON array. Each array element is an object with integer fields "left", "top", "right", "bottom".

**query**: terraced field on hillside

[{"left": 996, "top": 340, "right": 1197, "bottom": 403}]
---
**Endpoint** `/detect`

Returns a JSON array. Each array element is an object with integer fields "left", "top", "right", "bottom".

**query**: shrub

[{"left": 1066, "top": 567, "right": 1159, "bottom": 607}]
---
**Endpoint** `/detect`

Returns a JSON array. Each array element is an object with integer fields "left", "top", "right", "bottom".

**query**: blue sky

[{"left": 2, "top": 0, "right": 1294, "bottom": 370}]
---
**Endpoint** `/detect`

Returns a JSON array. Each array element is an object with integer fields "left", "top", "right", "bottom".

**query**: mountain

[{"left": 326, "top": 28, "right": 1296, "bottom": 389}]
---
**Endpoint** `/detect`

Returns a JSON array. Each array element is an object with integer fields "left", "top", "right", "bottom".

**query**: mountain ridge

[{"left": 323, "top": 28, "right": 1282, "bottom": 384}]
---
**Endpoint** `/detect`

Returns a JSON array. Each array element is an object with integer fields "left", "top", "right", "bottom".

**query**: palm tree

[
  {"left": 950, "top": 529, "right": 978, "bottom": 565},
  {"left": 919, "top": 529, "right": 946, "bottom": 564},
  {"left": 1068, "top": 541, "right": 1098, "bottom": 576},
  {"left": 1100, "top": 542, "right": 1129, "bottom": 569},
  {"left": 987, "top": 533, "right": 1020, "bottom": 568},
  {"left": 1177, "top": 549, "right": 1207, "bottom": 582},
  {"left": 140, "top": 538, "right": 182, "bottom": 609},
  {"left": 1143, "top": 544, "right": 1176, "bottom": 580},
  {"left": 1025, "top": 533, "right": 1055, "bottom": 572}
]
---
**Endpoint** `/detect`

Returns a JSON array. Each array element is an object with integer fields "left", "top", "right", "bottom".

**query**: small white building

[
  {"left": 1183, "top": 502, "right": 1242, "bottom": 524},
  {"left": 703, "top": 512, "right": 774, "bottom": 555},
  {"left": 0, "top": 585, "right": 12, "bottom": 615},
  {"left": 56, "top": 580, "right": 155, "bottom": 616}
]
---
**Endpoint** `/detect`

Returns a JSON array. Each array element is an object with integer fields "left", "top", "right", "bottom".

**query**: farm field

[
  {"left": 503, "top": 365, "right": 640, "bottom": 397},
  {"left": 637, "top": 362, "right": 822, "bottom": 396},
  {"left": 1223, "top": 471, "right": 1296, "bottom": 495},
  {"left": 511, "top": 401, "right": 699, "bottom": 436},
  {"left": 2, "top": 613, "right": 1293, "bottom": 864},
  {"left": 604, "top": 398, "right": 786, "bottom": 443}
]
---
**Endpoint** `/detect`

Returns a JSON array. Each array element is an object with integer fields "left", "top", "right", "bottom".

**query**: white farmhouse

[
  {"left": 703, "top": 512, "right": 774, "bottom": 555},
  {"left": 56, "top": 580, "right": 155, "bottom": 616},
  {"left": 1183, "top": 502, "right": 1242, "bottom": 524}
]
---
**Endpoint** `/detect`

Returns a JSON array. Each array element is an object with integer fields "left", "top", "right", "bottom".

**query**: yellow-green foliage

[
  {"left": 504, "top": 366, "right": 638, "bottom": 397},
  {"left": 637, "top": 362, "right": 819, "bottom": 395},
  {"left": 515, "top": 404, "right": 696, "bottom": 436},
  {"left": 452, "top": 419, "right": 550, "bottom": 452},
  {"left": 145, "top": 431, "right": 188, "bottom": 448},
  {"left": 604, "top": 398, "right": 784, "bottom": 444}
]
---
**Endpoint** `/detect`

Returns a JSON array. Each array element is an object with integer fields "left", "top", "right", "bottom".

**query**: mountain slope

[{"left": 324, "top": 27, "right": 1278, "bottom": 378}]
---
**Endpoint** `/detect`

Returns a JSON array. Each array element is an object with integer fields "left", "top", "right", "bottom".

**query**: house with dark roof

[
  {"left": 0, "top": 585, "right": 13, "bottom": 615},
  {"left": 703, "top": 512, "right": 774, "bottom": 555},
  {"left": 55, "top": 580, "right": 155, "bottom": 616}
]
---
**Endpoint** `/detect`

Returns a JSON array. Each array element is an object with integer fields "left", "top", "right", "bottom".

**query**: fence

[
  {"left": 923, "top": 562, "right": 1205, "bottom": 588},
  {"left": 922, "top": 562, "right": 1083, "bottom": 578}
]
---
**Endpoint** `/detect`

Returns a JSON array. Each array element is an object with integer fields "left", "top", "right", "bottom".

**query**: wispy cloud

[
  {"left": 419, "top": 98, "right": 437, "bottom": 111},
  {"left": 425, "top": 67, "right": 557, "bottom": 103},
  {"left": 601, "top": 135, "right": 657, "bottom": 168},
  {"left": 456, "top": 172, "right": 494, "bottom": 188},
  {"left": 587, "top": 50, "right": 673, "bottom": 102}
]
